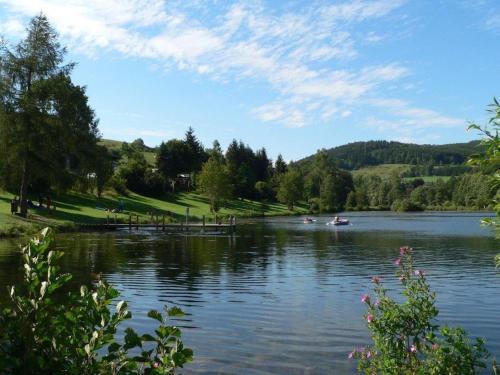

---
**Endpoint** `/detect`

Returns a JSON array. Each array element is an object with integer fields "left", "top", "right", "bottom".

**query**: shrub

[
  {"left": 351, "top": 246, "right": 488, "bottom": 375},
  {"left": 110, "top": 175, "right": 128, "bottom": 196},
  {"left": 0, "top": 228, "right": 193, "bottom": 374},
  {"left": 391, "top": 198, "right": 424, "bottom": 212}
]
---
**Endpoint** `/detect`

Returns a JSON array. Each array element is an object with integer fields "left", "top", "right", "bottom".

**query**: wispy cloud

[
  {"left": 1, "top": 0, "right": 462, "bottom": 134},
  {"left": 364, "top": 98, "right": 466, "bottom": 142}
]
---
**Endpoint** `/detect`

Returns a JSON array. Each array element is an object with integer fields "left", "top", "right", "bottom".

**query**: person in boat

[{"left": 334, "top": 216, "right": 339, "bottom": 223}]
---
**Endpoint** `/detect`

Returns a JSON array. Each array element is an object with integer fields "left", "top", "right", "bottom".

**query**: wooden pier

[{"left": 79, "top": 212, "right": 237, "bottom": 234}]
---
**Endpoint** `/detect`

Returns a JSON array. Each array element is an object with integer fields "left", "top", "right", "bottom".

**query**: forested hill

[{"left": 297, "top": 140, "right": 483, "bottom": 170}]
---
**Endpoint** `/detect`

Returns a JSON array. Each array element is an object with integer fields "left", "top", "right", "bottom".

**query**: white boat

[{"left": 327, "top": 218, "right": 350, "bottom": 226}]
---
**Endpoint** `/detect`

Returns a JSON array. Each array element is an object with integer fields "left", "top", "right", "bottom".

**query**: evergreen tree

[
  {"left": 275, "top": 154, "right": 288, "bottom": 175},
  {"left": 184, "top": 127, "right": 206, "bottom": 173},
  {"left": 0, "top": 14, "right": 99, "bottom": 216}
]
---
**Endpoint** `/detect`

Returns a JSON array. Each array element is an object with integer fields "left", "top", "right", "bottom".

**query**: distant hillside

[
  {"left": 99, "top": 139, "right": 157, "bottom": 166},
  {"left": 297, "top": 140, "right": 483, "bottom": 170}
]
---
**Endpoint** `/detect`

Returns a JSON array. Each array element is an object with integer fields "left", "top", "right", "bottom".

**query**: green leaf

[
  {"left": 167, "top": 306, "right": 185, "bottom": 317},
  {"left": 124, "top": 327, "right": 142, "bottom": 349},
  {"left": 147, "top": 310, "right": 163, "bottom": 322},
  {"left": 107, "top": 342, "right": 121, "bottom": 353},
  {"left": 141, "top": 333, "right": 156, "bottom": 342}
]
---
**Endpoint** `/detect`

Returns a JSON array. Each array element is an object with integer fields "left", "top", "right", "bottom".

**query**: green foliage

[
  {"left": 0, "top": 14, "right": 101, "bottom": 216},
  {"left": 467, "top": 99, "right": 500, "bottom": 268},
  {"left": 225, "top": 140, "right": 259, "bottom": 199},
  {"left": 391, "top": 198, "right": 424, "bottom": 212},
  {"left": 298, "top": 140, "right": 481, "bottom": 171},
  {"left": 352, "top": 247, "right": 488, "bottom": 374},
  {"left": 274, "top": 154, "right": 287, "bottom": 175},
  {"left": 0, "top": 228, "right": 192, "bottom": 374},
  {"left": 301, "top": 149, "right": 354, "bottom": 212},
  {"left": 467, "top": 99, "right": 500, "bottom": 176},
  {"left": 276, "top": 168, "right": 303, "bottom": 210},
  {"left": 351, "top": 171, "right": 492, "bottom": 211},
  {"left": 197, "top": 157, "right": 232, "bottom": 213}
]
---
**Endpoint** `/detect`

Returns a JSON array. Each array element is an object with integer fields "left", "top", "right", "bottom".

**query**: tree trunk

[{"left": 19, "top": 160, "right": 29, "bottom": 218}]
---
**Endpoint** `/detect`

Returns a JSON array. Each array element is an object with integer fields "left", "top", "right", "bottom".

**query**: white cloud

[
  {"left": 365, "top": 31, "right": 383, "bottom": 43},
  {"left": 365, "top": 98, "right": 465, "bottom": 142},
  {"left": 485, "top": 13, "right": 500, "bottom": 31},
  {"left": 2, "top": 0, "right": 449, "bottom": 131},
  {"left": 0, "top": 18, "right": 24, "bottom": 36},
  {"left": 369, "top": 98, "right": 464, "bottom": 129}
]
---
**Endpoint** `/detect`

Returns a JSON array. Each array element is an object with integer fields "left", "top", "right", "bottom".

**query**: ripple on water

[{"left": 0, "top": 212, "right": 498, "bottom": 374}]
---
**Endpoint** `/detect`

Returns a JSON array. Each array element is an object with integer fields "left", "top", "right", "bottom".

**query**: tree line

[
  {"left": 110, "top": 129, "right": 354, "bottom": 213},
  {"left": 0, "top": 14, "right": 493, "bottom": 217},
  {"left": 348, "top": 172, "right": 494, "bottom": 212},
  {"left": 298, "top": 140, "right": 483, "bottom": 170}
]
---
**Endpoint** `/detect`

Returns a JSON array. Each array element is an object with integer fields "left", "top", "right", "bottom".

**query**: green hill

[
  {"left": 297, "top": 140, "right": 482, "bottom": 170},
  {"left": 0, "top": 190, "right": 307, "bottom": 238},
  {"left": 99, "top": 139, "right": 157, "bottom": 166}
]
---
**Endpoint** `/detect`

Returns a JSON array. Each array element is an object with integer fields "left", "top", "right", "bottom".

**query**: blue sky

[{"left": 0, "top": 0, "right": 499, "bottom": 161}]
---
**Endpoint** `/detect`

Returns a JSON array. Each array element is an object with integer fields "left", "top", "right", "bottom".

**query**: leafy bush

[
  {"left": 110, "top": 175, "right": 129, "bottom": 196},
  {"left": 0, "top": 228, "right": 192, "bottom": 374},
  {"left": 390, "top": 198, "right": 424, "bottom": 212},
  {"left": 351, "top": 246, "right": 488, "bottom": 374}
]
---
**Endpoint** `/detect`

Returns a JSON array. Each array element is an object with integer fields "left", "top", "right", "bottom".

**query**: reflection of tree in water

[{"left": 0, "top": 224, "right": 497, "bottom": 300}]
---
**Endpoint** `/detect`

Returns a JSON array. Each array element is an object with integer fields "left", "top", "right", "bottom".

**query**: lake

[{"left": 0, "top": 212, "right": 499, "bottom": 374}]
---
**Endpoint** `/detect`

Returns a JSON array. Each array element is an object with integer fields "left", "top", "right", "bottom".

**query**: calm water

[{"left": 0, "top": 212, "right": 499, "bottom": 374}]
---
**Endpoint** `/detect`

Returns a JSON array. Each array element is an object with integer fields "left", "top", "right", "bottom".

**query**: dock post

[
  {"left": 136, "top": 215, "right": 139, "bottom": 230},
  {"left": 129, "top": 214, "right": 132, "bottom": 230},
  {"left": 114, "top": 214, "right": 117, "bottom": 224},
  {"left": 232, "top": 216, "right": 236, "bottom": 234},
  {"left": 162, "top": 215, "right": 165, "bottom": 231},
  {"left": 185, "top": 207, "right": 189, "bottom": 232},
  {"left": 107, "top": 214, "right": 109, "bottom": 229},
  {"left": 202, "top": 215, "right": 205, "bottom": 233}
]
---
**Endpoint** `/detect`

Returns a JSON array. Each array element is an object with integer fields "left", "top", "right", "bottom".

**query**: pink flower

[
  {"left": 409, "top": 344, "right": 417, "bottom": 353},
  {"left": 153, "top": 362, "right": 159, "bottom": 368},
  {"left": 361, "top": 294, "right": 370, "bottom": 303},
  {"left": 366, "top": 350, "right": 372, "bottom": 359},
  {"left": 432, "top": 344, "right": 439, "bottom": 351},
  {"left": 400, "top": 246, "right": 410, "bottom": 255},
  {"left": 374, "top": 299, "right": 380, "bottom": 307},
  {"left": 393, "top": 258, "right": 401, "bottom": 266},
  {"left": 414, "top": 269, "right": 424, "bottom": 277},
  {"left": 371, "top": 276, "right": 381, "bottom": 284},
  {"left": 366, "top": 313, "right": 374, "bottom": 323},
  {"left": 348, "top": 351, "right": 354, "bottom": 359}
]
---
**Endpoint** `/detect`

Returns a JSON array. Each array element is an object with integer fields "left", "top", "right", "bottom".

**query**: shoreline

[{"left": 1, "top": 208, "right": 494, "bottom": 239}]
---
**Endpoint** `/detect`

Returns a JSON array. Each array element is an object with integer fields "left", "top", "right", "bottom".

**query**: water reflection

[{"left": 0, "top": 212, "right": 499, "bottom": 374}]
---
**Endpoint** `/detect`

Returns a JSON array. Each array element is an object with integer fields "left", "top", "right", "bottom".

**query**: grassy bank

[{"left": 0, "top": 190, "right": 307, "bottom": 237}]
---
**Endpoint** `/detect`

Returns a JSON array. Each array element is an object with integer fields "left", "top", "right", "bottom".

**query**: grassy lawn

[{"left": 0, "top": 189, "right": 307, "bottom": 236}]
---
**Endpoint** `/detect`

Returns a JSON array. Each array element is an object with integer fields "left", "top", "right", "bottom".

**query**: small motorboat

[
  {"left": 326, "top": 217, "right": 350, "bottom": 226},
  {"left": 303, "top": 217, "right": 315, "bottom": 224}
]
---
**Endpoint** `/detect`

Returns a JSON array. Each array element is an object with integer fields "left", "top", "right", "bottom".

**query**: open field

[
  {"left": 403, "top": 176, "right": 452, "bottom": 183},
  {"left": 352, "top": 164, "right": 412, "bottom": 179},
  {"left": 0, "top": 190, "right": 307, "bottom": 237},
  {"left": 99, "top": 139, "right": 157, "bottom": 166}
]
